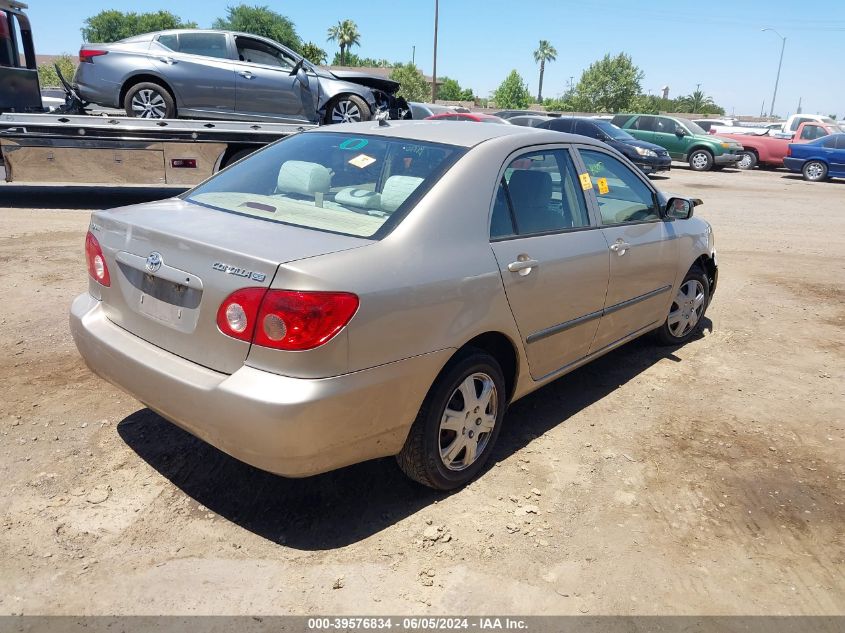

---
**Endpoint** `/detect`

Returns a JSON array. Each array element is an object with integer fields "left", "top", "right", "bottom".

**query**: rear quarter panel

[{"left": 76, "top": 42, "right": 159, "bottom": 107}]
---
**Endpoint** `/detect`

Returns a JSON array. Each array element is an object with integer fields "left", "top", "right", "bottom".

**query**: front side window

[
  {"left": 176, "top": 33, "right": 230, "bottom": 59},
  {"left": 579, "top": 149, "right": 659, "bottom": 225},
  {"left": 186, "top": 133, "right": 464, "bottom": 239},
  {"left": 490, "top": 149, "right": 591, "bottom": 239},
  {"left": 236, "top": 36, "right": 295, "bottom": 69}
]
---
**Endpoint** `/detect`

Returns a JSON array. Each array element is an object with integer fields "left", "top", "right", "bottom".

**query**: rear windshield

[
  {"left": 594, "top": 120, "right": 634, "bottom": 140},
  {"left": 185, "top": 132, "right": 465, "bottom": 239}
]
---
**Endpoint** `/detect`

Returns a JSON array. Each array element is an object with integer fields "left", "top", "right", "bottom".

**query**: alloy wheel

[
  {"left": 668, "top": 279, "right": 706, "bottom": 338},
  {"left": 331, "top": 99, "right": 362, "bottom": 123},
  {"left": 438, "top": 373, "right": 498, "bottom": 471},
  {"left": 131, "top": 89, "right": 167, "bottom": 119},
  {"left": 805, "top": 162, "right": 825, "bottom": 181}
]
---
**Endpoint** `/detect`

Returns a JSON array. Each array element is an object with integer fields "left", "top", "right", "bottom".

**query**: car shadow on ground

[
  {"left": 780, "top": 174, "right": 845, "bottom": 185},
  {"left": 117, "top": 318, "right": 712, "bottom": 550},
  {"left": 0, "top": 184, "right": 187, "bottom": 210}
]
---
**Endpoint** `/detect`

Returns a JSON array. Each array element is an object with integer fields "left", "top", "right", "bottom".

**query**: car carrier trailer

[{"left": 0, "top": 112, "right": 312, "bottom": 185}]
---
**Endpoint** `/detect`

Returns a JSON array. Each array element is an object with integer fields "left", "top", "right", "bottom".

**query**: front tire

[
  {"left": 802, "top": 160, "right": 828, "bottom": 182},
  {"left": 397, "top": 350, "right": 506, "bottom": 490},
  {"left": 737, "top": 150, "right": 758, "bottom": 170},
  {"left": 688, "top": 149, "right": 714, "bottom": 171},
  {"left": 325, "top": 94, "right": 371, "bottom": 124},
  {"left": 124, "top": 82, "right": 175, "bottom": 119},
  {"left": 655, "top": 267, "right": 710, "bottom": 345}
]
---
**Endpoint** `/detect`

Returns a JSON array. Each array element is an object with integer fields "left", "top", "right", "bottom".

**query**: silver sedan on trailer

[{"left": 70, "top": 121, "right": 717, "bottom": 490}]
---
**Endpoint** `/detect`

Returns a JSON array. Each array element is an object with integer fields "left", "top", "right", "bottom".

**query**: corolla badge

[
  {"left": 212, "top": 261, "right": 266, "bottom": 282},
  {"left": 145, "top": 251, "right": 163, "bottom": 273}
]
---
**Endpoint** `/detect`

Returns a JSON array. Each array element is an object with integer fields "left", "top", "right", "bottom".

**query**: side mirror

[
  {"left": 666, "top": 197, "right": 701, "bottom": 220},
  {"left": 675, "top": 127, "right": 687, "bottom": 137}
]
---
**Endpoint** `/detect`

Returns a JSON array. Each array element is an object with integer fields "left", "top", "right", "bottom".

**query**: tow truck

[{"left": 0, "top": 0, "right": 317, "bottom": 186}]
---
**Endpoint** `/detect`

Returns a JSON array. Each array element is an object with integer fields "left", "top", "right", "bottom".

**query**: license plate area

[{"left": 117, "top": 261, "right": 202, "bottom": 333}]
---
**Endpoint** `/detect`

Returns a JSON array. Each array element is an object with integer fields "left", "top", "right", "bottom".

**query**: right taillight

[
  {"left": 786, "top": 146, "right": 792, "bottom": 157},
  {"left": 84, "top": 231, "right": 110, "bottom": 287},
  {"left": 217, "top": 288, "right": 359, "bottom": 350},
  {"left": 79, "top": 48, "right": 108, "bottom": 63}
]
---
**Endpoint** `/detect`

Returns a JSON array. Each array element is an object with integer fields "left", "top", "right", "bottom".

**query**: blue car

[{"left": 783, "top": 133, "right": 845, "bottom": 181}]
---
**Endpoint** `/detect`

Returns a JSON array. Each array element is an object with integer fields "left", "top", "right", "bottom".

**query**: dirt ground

[{"left": 0, "top": 167, "right": 843, "bottom": 616}]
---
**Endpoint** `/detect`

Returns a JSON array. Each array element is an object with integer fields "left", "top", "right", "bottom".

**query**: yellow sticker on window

[
  {"left": 597, "top": 177, "right": 609, "bottom": 195},
  {"left": 579, "top": 173, "right": 593, "bottom": 190},
  {"left": 348, "top": 154, "right": 377, "bottom": 169}
]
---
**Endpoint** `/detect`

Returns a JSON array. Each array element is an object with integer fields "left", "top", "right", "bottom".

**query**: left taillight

[{"left": 85, "top": 231, "right": 110, "bottom": 287}]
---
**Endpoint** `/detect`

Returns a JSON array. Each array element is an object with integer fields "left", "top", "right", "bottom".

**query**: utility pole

[
  {"left": 796, "top": 96, "right": 802, "bottom": 114},
  {"left": 431, "top": 0, "right": 439, "bottom": 102},
  {"left": 412, "top": 45, "right": 415, "bottom": 65},
  {"left": 760, "top": 100, "right": 765, "bottom": 118},
  {"left": 762, "top": 28, "right": 786, "bottom": 118}
]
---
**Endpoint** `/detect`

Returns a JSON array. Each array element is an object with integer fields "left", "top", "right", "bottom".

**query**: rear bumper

[
  {"left": 714, "top": 152, "right": 741, "bottom": 165},
  {"left": 782, "top": 157, "right": 803, "bottom": 173},
  {"left": 70, "top": 293, "right": 450, "bottom": 477}
]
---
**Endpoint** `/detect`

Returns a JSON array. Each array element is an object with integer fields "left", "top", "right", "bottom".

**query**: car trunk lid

[{"left": 92, "top": 197, "right": 370, "bottom": 374}]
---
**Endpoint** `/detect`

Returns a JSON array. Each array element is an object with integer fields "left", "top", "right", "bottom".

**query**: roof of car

[{"left": 304, "top": 120, "right": 595, "bottom": 149}]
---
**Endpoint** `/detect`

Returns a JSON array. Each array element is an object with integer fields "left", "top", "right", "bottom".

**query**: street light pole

[
  {"left": 432, "top": 0, "right": 439, "bottom": 102},
  {"left": 762, "top": 28, "right": 786, "bottom": 118}
]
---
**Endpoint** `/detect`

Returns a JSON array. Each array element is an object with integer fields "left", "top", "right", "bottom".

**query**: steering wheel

[{"left": 289, "top": 58, "right": 305, "bottom": 76}]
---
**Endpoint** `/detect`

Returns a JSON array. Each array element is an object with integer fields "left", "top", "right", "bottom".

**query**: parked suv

[
  {"left": 611, "top": 114, "right": 742, "bottom": 171},
  {"left": 74, "top": 29, "right": 408, "bottom": 124}
]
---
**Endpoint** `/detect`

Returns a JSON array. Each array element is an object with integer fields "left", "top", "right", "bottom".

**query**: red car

[{"left": 424, "top": 112, "right": 509, "bottom": 124}]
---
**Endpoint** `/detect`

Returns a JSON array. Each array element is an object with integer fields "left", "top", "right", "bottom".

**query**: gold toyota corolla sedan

[{"left": 70, "top": 120, "right": 717, "bottom": 490}]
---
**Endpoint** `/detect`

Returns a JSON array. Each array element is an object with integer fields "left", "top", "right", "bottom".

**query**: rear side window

[
  {"left": 579, "top": 149, "right": 659, "bottom": 225},
  {"left": 176, "top": 33, "right": 229, "bottom": 59},
  {"left": 820, "top": 136, "right": 836, "bottom": 148},
  {"left": 0, "top": 11, "right": 13, "bottom": 67},
  {"left": 490, "top": 149, "right": 591, "bottom": 239},
  {"left": 836, "top": 136, "right": 845, "bottom": 150},
  {"left": 632, "top": 116, "right": 657, "bottom": 132},
  {"left": 186, "top": 132, "right": 465, "bottom": 239},
  {"left": 157, "top": 34, "right": 178, "bottom": 51}
]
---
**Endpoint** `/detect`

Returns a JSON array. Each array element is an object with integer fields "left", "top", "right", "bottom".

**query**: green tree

[
  {"left": 389, "top": 63, "right": 429, "bottom": 103},
  {"left": 437, "top": 76, "right": 473, "bottom": 101},
  {"left": 299, "top": 42, "right": 327, "bottom": 64},
  {"left": 674, "top": 89, "right": 724, "bottom": 115},
  {"left": 326, "top": 19, "right": 360, "bottom": 66},
  {"left": 492, "top": 70, "right": 531, "bottom": 109},
  {"left": 212, "top": 5, "right": 300, "bottom": 49},
  {"left": 37, "top": 54, "right": 77, "bottom": 88},
  {"left": 575, "top": 53, "right": 643, "bottom": 113},
  {"left": 81, "top": 10, "right": 196, "bottom": 42},
  {"left": 330, "top": 52, "right": 392, "bottom": 67},
  {"left": 533, "top": 40, "right": 557, "bottom": 102}
]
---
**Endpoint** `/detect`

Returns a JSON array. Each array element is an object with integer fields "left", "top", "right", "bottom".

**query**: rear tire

[
  {"left": 396, "top": 350, "right": 506, "bottom": 490},
  {"left": 802, "top": 160, "right": 828, "bottom": 182},
  {"left": 324, "top": 94, "right": 371, "bottom": 124},
  {"left": 688, "top": 149, "right": 714, "bottom": 171},
  {"left": 737, "top": 150, "right": 758, "bottom": 170},
  {"left": 124, "top": 82, "right": 175, "bottom": 119},
  {"left": 654, "top": 267, "right": 710, "bottom": 346}
]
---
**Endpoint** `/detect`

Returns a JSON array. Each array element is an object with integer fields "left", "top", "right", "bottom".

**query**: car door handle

[
  {"left": 239, "top": 71, "right": 255, "bottom": 79},
  {"left": 609, "top": 240, "right": 631, "bottom": 256},
  {"left": 157, "top": 57, "right": 177, "bottom": 65},
  {"left": 507, "top": 256, "right": 540, "bottom": 276}
]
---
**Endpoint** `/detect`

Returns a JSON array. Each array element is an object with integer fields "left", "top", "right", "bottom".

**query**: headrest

[
  {"left": 277, "top": 161, "right": 331, "bottom": 195},
  {"left": 507, "top": 170, "right": 552, "bottom": 207},
  {"left": 335, "top": 187, "right": 382, "bottom": 210},
  {"left": 381, "top": 176, "right": 424, "bottom": 213}
]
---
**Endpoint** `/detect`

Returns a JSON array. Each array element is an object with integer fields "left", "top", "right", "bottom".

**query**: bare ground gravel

[{"left": 0, "top": 168, "right": 843, "bottom": 615}]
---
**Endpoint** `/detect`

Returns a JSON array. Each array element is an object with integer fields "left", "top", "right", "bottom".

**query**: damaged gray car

[{"left": 74, "top": 29, "right": 410, "bottom": 124}]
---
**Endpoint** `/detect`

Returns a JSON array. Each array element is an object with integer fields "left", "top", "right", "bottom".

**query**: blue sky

[{"left": 25, "top": 0, "right": 845, "bottom": 118}]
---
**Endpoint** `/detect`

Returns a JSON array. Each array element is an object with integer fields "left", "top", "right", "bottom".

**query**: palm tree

[
  {"left": 533, "top": 40, "right": 557, "bottom": 102},
  {"left": 679, "top": 89, "right": 717, "bottom": 114},
  {"left": 327, "top": 19, "right": 361, "bottom": 66}
]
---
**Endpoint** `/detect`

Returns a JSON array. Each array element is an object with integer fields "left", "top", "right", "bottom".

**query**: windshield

[
  {"left": 184, "top": 132, "right": 465, "bottom": 239},
  {"left": 593, "top": 120, "right": 635, "bottom": 141},
  {"left": 676, "top": 118, "right": 707, "bottom": 135}
]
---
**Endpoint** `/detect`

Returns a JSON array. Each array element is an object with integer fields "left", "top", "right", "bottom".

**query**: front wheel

[
  {"left": 737, "top": 150, "right": 757, "bottom": 170},
  {"left": 654, "top": 267, "right": 710, "bottom": 345},
  {"left": 325, "top": 94, "right": 371, "bottom": 124},
  {"left": 688, "top": 149, "right": 714, "bottom": 171},
  {"left": 396, "top": 350, "right": 506, "bottom": 490},
  {"left": 124, "top": 82, "right": 175, "bottom": 119},
  {"left": 802, "top": 160, "right": 828, "bottom": 182}
]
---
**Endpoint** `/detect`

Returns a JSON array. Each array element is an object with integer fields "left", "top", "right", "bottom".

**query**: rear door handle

[
  {"left": 239, "top": 71, "right": 255, "bottom": 79},
  {"left": 610, "top": 240, "right": 631, "bottom": 256},
  {"left": 507, "top": 256, "right": 540, "bottom": 276}
]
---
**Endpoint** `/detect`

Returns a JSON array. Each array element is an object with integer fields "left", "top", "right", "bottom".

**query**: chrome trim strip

[{"left": 526, "top": 285, "right": 672, "bottom": 345}]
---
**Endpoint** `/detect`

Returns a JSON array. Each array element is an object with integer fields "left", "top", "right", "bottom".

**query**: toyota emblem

[{"left": 145, "top": 251, "right": 163, "bottom": 273}]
